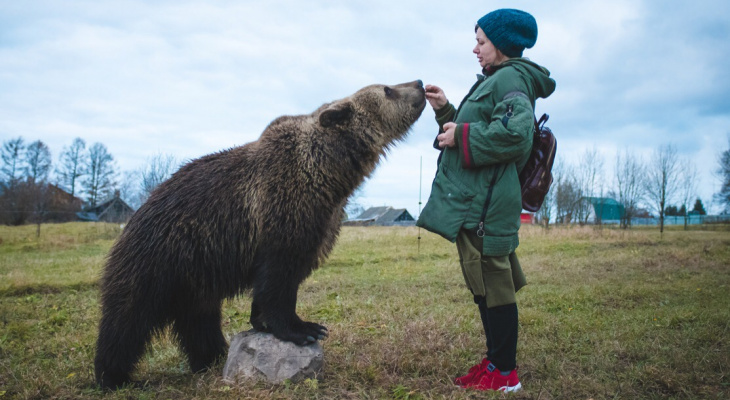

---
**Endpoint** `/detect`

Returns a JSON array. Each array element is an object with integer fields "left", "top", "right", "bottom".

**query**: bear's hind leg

[
  {"left": 173, "top": 304, "right": 228, "bottom": 373},
  {"left": 95, "top": 309, "right": 156, "bottom": 389}
]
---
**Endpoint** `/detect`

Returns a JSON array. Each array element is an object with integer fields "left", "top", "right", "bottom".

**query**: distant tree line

[
  {"left": 664, "top": 199, "right": 706, "bottom": 217},
  {"left": 536, "top": 142, "right": 728, "bottom": 233},
  {"left": 0, "top": 136, "right": 180, "bottom": 226},
  {"left": 3, "top": 135, "right": 730, "bottom": 232}
]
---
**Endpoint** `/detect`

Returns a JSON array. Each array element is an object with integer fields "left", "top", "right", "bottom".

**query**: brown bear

[{"left": 94, "top": 80, "right": 426, "bottom": 389}]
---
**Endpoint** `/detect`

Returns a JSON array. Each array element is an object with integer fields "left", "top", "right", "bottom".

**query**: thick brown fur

[{"left": 94, "top": 80, "right": 426, "bottom": 389}]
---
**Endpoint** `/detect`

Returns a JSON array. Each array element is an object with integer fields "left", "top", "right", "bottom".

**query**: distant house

[
  {"left": 45, "top": 184, "right": 84, "bottom": 222},
  {"left": 0, "top": 182, "right": 83, "bottom": 224},
  {"left": 344, "top": 206, "right": 415, "bottom": 226},
  {"left": 77, "top": 190, "right": 135, "bottom": 223},
  {"left": 584, "top": 197, "right": 625, "bottom": 224}
]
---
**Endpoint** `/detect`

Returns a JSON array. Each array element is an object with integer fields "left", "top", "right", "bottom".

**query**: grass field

[{"left": 1, "top": 222, "right": 729, "bottom": 399}]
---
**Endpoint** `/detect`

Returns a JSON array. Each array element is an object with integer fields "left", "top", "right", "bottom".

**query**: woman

[{"left": 417, "top": 9, "right": 555, "bottom": 392}]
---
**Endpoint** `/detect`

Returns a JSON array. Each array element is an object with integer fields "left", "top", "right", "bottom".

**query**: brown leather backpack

[{"left": 519, "top": 113, "right": 556, "bottom": 212}]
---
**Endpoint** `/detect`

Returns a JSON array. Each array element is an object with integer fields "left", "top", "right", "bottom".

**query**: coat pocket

[
  {"left": 467, "top": 84, "right": 492, "bottom": 103},
  {"left": 416, "top": 168, "right": 475, "bottom": 242}
]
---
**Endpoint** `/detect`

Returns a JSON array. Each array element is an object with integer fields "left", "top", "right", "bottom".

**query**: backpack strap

[
  {"left": 502, "top": 90, "right": 541, "bottom": 135},
  {"left": 502, "top": 90, "right": 530, "bottom": 102}
]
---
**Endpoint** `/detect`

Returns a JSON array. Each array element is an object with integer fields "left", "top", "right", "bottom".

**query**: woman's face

[{"left": 474, "top": 27, "right": 505, "bottom": 68}]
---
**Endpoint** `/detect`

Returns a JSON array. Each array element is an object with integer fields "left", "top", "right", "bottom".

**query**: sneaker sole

[{"left": 499, "top": 382, "right": 522, "bottom": 392}]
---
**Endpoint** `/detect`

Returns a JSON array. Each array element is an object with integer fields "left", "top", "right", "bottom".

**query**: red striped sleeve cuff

[{"left": 460, "top": 123, "right": 474, "bottom": 169}]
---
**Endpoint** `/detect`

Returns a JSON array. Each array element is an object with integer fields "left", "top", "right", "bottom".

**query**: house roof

[
  {"left": 0, "top": 182, "right": 82, "bottom": 203},
  {"left": 76, "top": 211, "right": 100, "bottom": 222},
  {"left": 78, "top": 191, "right": 135, "bottom": 221},
  {"left": 353, "top": 206, "right": 414, "bottom": 224},
  {"left": 47, "top": 184, "right": 83, "bottom": 204}
]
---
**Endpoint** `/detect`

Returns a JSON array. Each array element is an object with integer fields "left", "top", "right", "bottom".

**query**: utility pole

[{"left": 418, "top": 156, "right": 422, "bottom": 255}]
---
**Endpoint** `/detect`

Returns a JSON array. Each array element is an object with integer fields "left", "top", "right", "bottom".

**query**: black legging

[{"left": 475, "top": 295, "right": 518, "bottom": 371}]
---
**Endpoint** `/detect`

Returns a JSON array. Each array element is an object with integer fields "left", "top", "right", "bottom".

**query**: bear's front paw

[
  {"left": 271, "top": 320, "right": 328, "bottom": 346},
  {"left": 300, "top": 320, "right": 328, "bottom": 341},
  {"left": 273, "top": 330, "right": 316, "bottom": 346}
]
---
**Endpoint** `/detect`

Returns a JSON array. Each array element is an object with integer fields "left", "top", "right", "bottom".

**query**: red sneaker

[
  {"left": 454, "top": 358, "right": 489, "bottom": 387},
  {"left": 471, "top": 363, "right": 521, "bottom": 392}
]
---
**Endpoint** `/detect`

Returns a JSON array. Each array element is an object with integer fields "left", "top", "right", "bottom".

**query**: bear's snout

[{"left": 392, "top": 80, "right": 426, "bottom": 111}]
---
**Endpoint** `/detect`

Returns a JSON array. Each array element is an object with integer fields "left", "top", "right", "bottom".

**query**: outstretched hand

[{"left": 425, "top": 84, "right": 448, "bottom": 111}]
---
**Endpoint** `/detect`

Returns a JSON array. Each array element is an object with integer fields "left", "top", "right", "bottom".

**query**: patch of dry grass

[{"left": 0, "top": 223, "right": 728, "bottom": 399}]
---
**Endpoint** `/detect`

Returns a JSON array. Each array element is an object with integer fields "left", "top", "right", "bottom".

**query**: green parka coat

[{"left": 417, "top": 58, "right": 556, "bottom": 256}]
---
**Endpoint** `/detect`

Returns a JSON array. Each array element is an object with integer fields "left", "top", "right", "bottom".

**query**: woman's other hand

[{"left": 437, "top": 122, "right": 457, "bottom": 148}]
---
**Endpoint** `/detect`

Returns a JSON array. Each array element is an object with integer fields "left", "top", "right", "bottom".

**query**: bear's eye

[{"left": 384, "top": 86, "right": 394, "bottom": 98}]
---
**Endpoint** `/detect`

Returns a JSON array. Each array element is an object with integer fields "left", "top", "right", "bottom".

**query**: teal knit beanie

[{"left": 477, "top": 9, "right": 537, "bottom": 58}]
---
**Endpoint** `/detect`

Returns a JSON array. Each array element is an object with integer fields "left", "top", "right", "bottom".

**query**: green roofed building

[{"left": 584, "top": 197, "right": 625, "bottom": 224}]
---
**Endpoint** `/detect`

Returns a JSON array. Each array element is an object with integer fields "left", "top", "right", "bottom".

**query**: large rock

[{"left": 222, "top": 330, "right": 324, "bottom": 384}]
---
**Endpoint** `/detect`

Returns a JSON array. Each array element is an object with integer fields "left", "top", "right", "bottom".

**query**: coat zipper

[{"left": 476, "top": 166, "right": 501, "bottom": 237}]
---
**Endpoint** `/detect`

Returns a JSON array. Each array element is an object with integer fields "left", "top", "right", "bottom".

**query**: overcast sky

[{"left": 2, "top": 0, "right": 729, "bottom": 215}]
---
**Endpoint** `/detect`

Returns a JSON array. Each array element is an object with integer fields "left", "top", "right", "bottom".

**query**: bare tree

[
  {"left": 0, "top": 181, "right": 33, "bottom": 225},
  {"left": 29, "top": 182, "right": 52, "bottom": 236},
  {"left": 553, "top": 159, "right": 581, "bottom": 224},
  {"left": 575, "top": 146, "right": 605, "bottom": 224},
  {"left": 552, "top": 157, "right": 566, "bottom": 223},
  {"left": 536, "top": 182, "right": 554, "bottom": 228},
  {"left": 615, "top": 148, "right": 644, "bottom": 228},
  {"left": 716, "top": 135, "right": 730, "bottom": 214},
  {"left": 140, "top": 153, "right": 179, "bottom": 203},
  {"left": 1, "top": 138, "right": 24, "bottom": 224},
  {"left": 645, "top": 144, "right": 681, "bottom": 235},
  {"left": 534, "top": 158, "right": 558, "bottom": 228},
  {"left": 25, "top": 140, "right": 52, "bottom": 184},
  {"left": 118, "top": 170, "right": 142, "bottom": 210},
  {"left": 345, "top": 184, "right": 366, "bottom": 220},
  {"left": 56, "top": 137, "right": 86, "bottom": 197},
  {"left": 678, "top": 159, "right": 699, "bottom": 230},
  {"left": 82, "top": 143, "right": 116, "bottom": 207},
  {"left": 22, "top": 140, "right": 53, "bottom": 235},
  {"left": 1, "top": 137, "right": 25, "bottom": 188}
]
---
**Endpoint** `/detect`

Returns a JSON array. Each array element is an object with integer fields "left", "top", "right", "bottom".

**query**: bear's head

[{"left": 317, "top": 80, "right": 426, "bottom": 150}]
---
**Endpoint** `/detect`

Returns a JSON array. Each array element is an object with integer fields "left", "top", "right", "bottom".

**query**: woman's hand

[
  {"left": 437, "top": 122, "right": 457, "bottom": 148},
  {"left": 425, "top": 84, "right": 448, "bottom": 111}
]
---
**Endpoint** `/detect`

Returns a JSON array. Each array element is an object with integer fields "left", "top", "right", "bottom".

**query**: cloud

[{"left": 1, "top": 0, "right": 729, "bottom": 215}]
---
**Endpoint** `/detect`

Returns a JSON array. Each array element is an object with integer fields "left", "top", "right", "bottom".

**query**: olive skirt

[{"left": 455, "top": 228, "right": 527, "bottom": 307}]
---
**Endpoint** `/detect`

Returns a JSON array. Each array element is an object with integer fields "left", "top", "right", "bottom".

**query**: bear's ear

[{"left": 319, "top": 102, "right": 354, "bottom": 128}]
